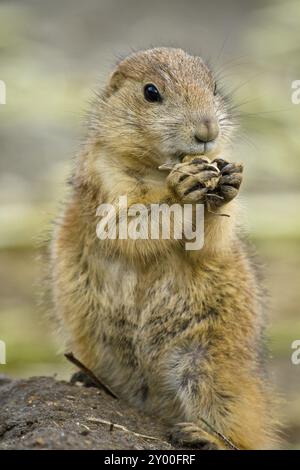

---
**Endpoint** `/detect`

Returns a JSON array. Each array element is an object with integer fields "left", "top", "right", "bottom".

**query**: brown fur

[{"left": 50, "top": 48, "right": 278, "bottom": 449}]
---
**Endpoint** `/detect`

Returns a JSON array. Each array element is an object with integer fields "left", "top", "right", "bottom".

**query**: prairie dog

[{"left": 50, "top": 47, "right": 277, "bottom": 449}]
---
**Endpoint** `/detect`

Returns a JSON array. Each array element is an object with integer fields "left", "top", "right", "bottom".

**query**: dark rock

[{"left": 0, "top": 376, "right": 174, "bottom": 450}]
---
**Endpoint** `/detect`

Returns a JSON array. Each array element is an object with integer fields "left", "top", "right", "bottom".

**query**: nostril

[{"left": 194, "top": 133, "right": 207, "bottom": 144}]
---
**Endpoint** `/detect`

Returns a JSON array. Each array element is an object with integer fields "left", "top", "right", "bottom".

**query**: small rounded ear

[{"left": 106, "top": 70, "right": 126, "bottom": 96}]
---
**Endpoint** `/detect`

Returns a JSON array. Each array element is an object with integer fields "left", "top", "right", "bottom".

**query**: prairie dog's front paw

[
  {"left": 210, "top": 158, "right": 243, "bottom": 206},
  {"left": 167, "top": 158, "right": 220, "bottom": 203}
]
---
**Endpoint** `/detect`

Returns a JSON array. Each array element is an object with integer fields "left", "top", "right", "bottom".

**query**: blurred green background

[{"left": 0, "top": 0, "right": 300, "bottom": 449}]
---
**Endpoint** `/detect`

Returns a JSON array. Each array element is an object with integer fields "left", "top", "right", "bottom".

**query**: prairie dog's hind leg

[
  {"left": 163, "top": 342, "right": 274, "bottom": 450},
  {"left": 164, "top": 342, "right": 229, "bottom": 450}
]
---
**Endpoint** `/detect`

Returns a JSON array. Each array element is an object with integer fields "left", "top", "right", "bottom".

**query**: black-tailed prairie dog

[{"left": 50, "top": 47, "right": 277, "bottom": 449}]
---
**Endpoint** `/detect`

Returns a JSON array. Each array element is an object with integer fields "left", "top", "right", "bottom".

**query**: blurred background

[{"left": 0, "top": 0, "right": 299, "bottom": 448}]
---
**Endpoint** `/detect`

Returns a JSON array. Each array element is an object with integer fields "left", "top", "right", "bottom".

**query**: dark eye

[
  {"left": 144, "top": 84, "right": 162, "bottom": 103},
  {"left": 213, "top": 82, "right": 217, "bottom": 96}
]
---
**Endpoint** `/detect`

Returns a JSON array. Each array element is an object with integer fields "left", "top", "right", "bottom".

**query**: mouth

[
  {"left": 170, "top": 140, "right": 219, "bottom": 162},
  {"left": 171, "top": 149, "right": 212, "bottom": 163},
  {"left": 158, "top": 141, "right": 219, "bottom": 172}
]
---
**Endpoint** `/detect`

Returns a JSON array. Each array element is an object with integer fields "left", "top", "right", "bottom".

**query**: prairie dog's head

[{"left": 92, "top": 47, "right": 234, "bottom": 167}]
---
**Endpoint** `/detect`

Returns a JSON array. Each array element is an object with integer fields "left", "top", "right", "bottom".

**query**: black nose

[{"left": 194, "top": 118, "right": 219, "bottom": 143}]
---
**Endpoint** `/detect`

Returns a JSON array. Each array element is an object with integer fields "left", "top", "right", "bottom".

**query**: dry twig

[
  {"left": 65, "top": 352, "right": 118, "bottom": 399},
  {"left": 200, "top": 417, "right": 240, "bottom": 450},
  {"left": 87, "top": 417, "right": 170, "bottom": 445}
]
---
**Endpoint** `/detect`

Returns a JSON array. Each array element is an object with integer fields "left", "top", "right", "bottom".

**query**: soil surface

[{"left": 0, "top": 375, "right": 175, "bottom": 450}]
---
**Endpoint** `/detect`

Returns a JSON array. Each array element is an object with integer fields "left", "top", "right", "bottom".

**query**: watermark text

[
  {"left": 0, "top": 80, "right": 6, "bottom": 105},
  {"left": 96, "top": 196, "right": 204, "bottom": 251},
  {"left": 291, "top": 340, "right": 300, "bottom": 365},
  {"left": 291, "top": 80, "right": 300, "bottom": 104},
  {"left": 0, "top": 340, "right": 6, "bottom": 364}
]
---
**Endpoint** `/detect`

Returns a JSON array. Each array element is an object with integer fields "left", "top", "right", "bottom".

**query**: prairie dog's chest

[
  {"left": 101, "top": 259, "right": 138, "bottom": 314},
  {"left": 99, "top": 258, "right": 180, "bottom": 334}
]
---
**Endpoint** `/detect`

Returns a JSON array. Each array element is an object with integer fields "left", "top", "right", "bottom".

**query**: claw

[
  {"left": 211, "top": 158, "right": 229, "bottom": 171},
  {"left": 221, "top": 162, "right": 243, "bottom": 175},
  {"left": 158, "top": 163, "right": 174, "bottom": 171},
  {"left": 206, "top": 193, "right": 224, "bottom": 200}
]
